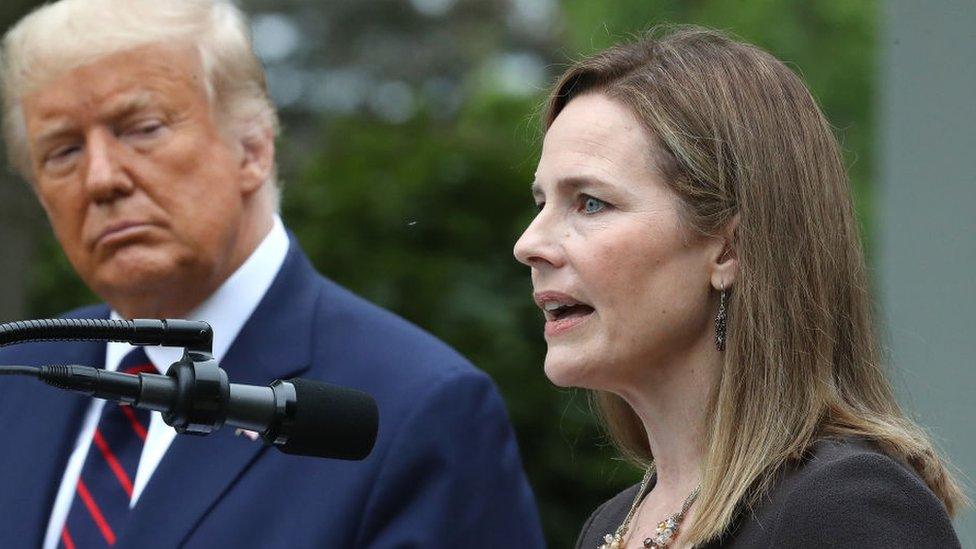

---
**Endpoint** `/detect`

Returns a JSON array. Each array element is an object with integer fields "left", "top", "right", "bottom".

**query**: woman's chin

[{"left": 543, "top": 355, "right": 596, "bottom": 389}]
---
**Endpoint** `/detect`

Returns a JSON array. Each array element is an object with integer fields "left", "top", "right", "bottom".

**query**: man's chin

[{"left": 87, "top": 258, "right": 183, "bottom": 305}]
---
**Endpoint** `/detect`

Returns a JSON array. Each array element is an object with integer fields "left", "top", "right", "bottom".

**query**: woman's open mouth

[{"left": 535, "top": 292, "right": 595, "bottom": 337}]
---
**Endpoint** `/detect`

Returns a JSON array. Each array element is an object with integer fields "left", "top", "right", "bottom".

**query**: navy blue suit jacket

[{"left": 0, "top": 239, "right": 545, "bottom": 547}]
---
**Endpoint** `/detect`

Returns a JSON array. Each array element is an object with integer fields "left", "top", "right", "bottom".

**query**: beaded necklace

[{"left": 598, "top": 467, "right": 701, "bottom": 549}]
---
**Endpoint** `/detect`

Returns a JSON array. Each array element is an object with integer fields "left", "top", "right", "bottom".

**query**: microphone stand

[
  {"left": 0, "top": 318, "right": 228, "bottom": 435},
  {"left": 0, "top": 318, "right": 379, "bottom": 460}
]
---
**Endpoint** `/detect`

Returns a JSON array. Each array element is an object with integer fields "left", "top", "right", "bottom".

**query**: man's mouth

[{"left": 93, "top": 221, "right": 156, "bottom": 249}]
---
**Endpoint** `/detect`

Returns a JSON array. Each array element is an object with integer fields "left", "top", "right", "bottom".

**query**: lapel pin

[{"left": 235, "top": 428, "right": 261, "bottom": 441}]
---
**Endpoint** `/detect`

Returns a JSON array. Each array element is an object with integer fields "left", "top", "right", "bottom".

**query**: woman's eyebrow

[{"left": 532, "top": 175, "right": 618, "bottom": 199}]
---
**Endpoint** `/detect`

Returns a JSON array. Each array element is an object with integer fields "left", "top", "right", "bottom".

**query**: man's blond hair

[{"left": 0, "top": 0, "right": 279, "bottom": 199}]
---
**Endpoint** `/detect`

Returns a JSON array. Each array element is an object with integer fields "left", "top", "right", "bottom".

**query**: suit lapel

[
  {"left": 0, "top": 307, "right": 108, "bottom": 547},
  {"left": 121, "top": 239, "right": 321, "bottom": 546}
]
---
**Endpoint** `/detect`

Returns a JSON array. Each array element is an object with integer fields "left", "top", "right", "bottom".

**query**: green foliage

[
  {"left": 26, "top": 233, "right": 97, "bottom": 318},
  {"left": 20, "top": 1, "right": 876, "bottom": 546},
  {"left": 559, "top": 0, "right": 877, "bottom": 250}
]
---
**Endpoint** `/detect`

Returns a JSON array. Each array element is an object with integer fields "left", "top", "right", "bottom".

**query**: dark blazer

[
  {"left": 0, "top": 238, "right": 545, "bottom": 548},
  {"left": 576, "top": 437, "right": 960, "bottom": 548}
]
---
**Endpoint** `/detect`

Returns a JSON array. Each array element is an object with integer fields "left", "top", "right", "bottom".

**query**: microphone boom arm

[
  {"left": 0, "top": 318, "right": 378, "bottom": 460},
  {"left": 0, "top": 318, "right": 213, "bottom": 352},
  {"left": 0, "top": 318, "right": 222, "bottom": 435}
]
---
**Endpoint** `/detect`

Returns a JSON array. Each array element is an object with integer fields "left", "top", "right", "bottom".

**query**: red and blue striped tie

[{"left": 60, "top": 347, "right": 155, "bottom": 548}]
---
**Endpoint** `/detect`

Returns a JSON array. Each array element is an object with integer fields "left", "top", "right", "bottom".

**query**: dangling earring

[{"left": 715, "top": 282, "right": 729, "bottom": 352}]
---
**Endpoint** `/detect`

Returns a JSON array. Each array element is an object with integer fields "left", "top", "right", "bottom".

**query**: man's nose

[
  {"left": 513, "top": 210, "right": 564, "bottom": 269},
  {"left": 84, "top": 130, "right": 133, "bottom": 203}
]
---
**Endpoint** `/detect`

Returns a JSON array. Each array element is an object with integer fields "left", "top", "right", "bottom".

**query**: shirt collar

[{"left": 106, "top": 215, "right": 290, "bottom": 372}]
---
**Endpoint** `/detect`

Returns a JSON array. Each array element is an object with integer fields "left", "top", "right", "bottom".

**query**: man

[{"left": 0, "top": 1, "right": 544, "bottom": 547}]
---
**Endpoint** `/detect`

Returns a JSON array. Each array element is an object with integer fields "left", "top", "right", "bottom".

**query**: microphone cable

[{"left": 0, "top": 365, "right": 40, "bottom": 377}]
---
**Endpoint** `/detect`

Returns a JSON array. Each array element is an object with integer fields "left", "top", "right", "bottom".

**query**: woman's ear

[{"left": 710, "top": 214, "right": 739, "bottom": 291}]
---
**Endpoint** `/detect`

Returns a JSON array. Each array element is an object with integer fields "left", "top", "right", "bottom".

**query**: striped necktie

[{"left": 60, "top": 347, "right": 155, "bottom": 548}]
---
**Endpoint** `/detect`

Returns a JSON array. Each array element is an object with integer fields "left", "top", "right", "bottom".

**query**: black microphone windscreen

[{"left": 277, "top": 378, "right": 378, "bottom": 460}]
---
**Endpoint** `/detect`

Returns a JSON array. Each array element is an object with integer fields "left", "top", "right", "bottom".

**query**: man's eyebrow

[
  {"left": 33, "top": 118, "right": 78, "bottom": 146},
  {"left": 100, "top": 92, "right": 155, "bottom": 121},
  {"left": 32, "top": 93, "right": 156, "bottom": 147}
]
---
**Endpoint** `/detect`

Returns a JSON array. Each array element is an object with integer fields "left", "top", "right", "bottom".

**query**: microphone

[
  {"left": 0, "top": 317, "right": 378, "bottom": 461},
  {"left": 9, "top": 354, "right": 378, "bottom": 461}
]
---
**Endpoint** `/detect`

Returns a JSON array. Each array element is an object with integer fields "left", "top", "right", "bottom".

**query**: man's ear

[
  {"left": 237, "top": 124, "right": 275, "bottom": 196},
  {"left": 710, "top": 214, "right": 739, "bottom": 291}
]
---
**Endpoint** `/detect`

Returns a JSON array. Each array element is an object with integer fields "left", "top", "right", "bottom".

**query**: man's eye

[
  {"left": 581, "top": 195, "right": 607, "bottom": 214},
  {"left": 44, "top": 145, "right": 81, "bottom": 167},
  {"left": 125, "top": 121, "right": 164, "bottom": 139}
]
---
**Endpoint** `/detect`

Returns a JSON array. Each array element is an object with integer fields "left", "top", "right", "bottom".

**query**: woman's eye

[{"left": 581, "top": 196, "right": 607, "bottom": 214}]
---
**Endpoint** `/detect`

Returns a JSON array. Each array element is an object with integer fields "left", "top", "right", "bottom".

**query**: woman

[{"left": 514, "top": 27, "right": 964, "bottom": 548}]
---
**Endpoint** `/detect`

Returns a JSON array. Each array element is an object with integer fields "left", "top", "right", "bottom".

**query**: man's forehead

[
  {"left": 25, "top": 45, "right": 202, "bottom": 105},
  {"left": 27, "top": 90, "right": 156, "bottom": 138},
  {"left": 23, "top": 47, "right": 204, "bottom": 128}
]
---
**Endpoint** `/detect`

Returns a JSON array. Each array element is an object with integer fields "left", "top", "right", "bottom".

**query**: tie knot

[{"left": 118, "top": 347, "right": 155, "bottom": 375}]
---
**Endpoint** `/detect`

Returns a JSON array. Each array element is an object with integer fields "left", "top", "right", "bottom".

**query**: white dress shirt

[{"left": 43, "top": 216, "right": 290, "bottom": 549}]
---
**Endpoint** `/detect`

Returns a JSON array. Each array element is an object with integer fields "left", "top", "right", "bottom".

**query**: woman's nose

[{"left": 513, "top": 211, "right": 563, "bottom": 269}]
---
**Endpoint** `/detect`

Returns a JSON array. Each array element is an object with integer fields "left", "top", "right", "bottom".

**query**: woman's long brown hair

[{"left": 544, "top": 26, "right": 966, "bottom": 545}]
